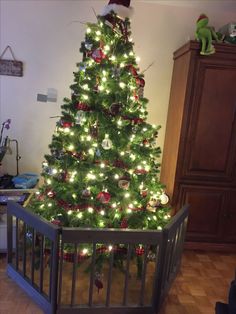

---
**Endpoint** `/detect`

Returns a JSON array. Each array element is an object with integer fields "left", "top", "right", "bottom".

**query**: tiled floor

[{"left": 0, "top": 250, "right": 236, "bottom": 314}]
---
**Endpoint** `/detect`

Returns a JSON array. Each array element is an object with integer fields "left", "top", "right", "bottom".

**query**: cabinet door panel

[
  {"left": 223, "top": 192, "right": 236, "bottom": 242},
  {"left": 183, "top": 60, "right": 236, "bottom": 182},
  {"left": 179, "top": 185, "right": 226, "bottom": 242}
]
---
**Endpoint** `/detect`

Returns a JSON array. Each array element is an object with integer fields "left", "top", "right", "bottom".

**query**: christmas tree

[{"left": 30, "top": 0, "right": 171, "bottom": 233}]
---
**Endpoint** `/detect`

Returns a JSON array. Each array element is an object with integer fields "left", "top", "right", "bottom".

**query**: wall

[{"left": 0, "top": 0, "right": 235, "bottom": 175}]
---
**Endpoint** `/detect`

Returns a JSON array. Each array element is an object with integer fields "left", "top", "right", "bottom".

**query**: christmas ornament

[
  {"left": 109, "top": 102, "right": 122, "bottom": 115},
  {"left": 147, "top": 251, "right": 156, "bottom": 262},
  {"left": 51, "top": 219, "right": 62, "bottom": 226},
  {"left": 136, "top": 77, "right": 145, "bottom": 87},
  {"left": 102, "top": 136, "right": 113, "bottom": 150},
  {"left": 76, "top": 102, "right": 90, "bottom": 111},
  {"left": 61, "top": 120, "right": 73, "bottom": 128},
  {"left": 113, "top": 159, "right": 126, "bottom": 169},
  {"left": 79, "top": 63, "right": 86, "bottom": 72},
  {"left": 127, "top": 64, "right": 138, "bottom": 77},
  {"left": 96, "top": 148, "right": 102, "bottom": 157},
  {"left": 97, "top": 191, "right": 111, "bottom": 204},
  {"left": 118, "top": 179, "right": 130, "bottom": 190},
  {"left": 82, "top": 189, "right": 91, "bottom": 198},
  {"left": 140, "top": 188, "right": 148, "bottom": 197},
  {"left": 101, "top": 0, "right": 133, "bottom": 20},
  {"left": 85, "top": 41, "right": 93, "bottom": 50},
  {"left": 94, "top": 272, "right": 103, "bottom": 293},
  {"left": 120, "top": 218, "right": 128, "bottom": 228},
  {"left": 159, "top": 193, "right": 169, "bottom": 205},
  {"left": 90, "top": 124, "right": 98, "bottom": 138},
  {"left": 138, "top": 87, "right": 144, "bottom": 98},
  {"left": 135, "top": 246, "right": 145, "bottom": 256},
  {"left": 75, "top": 111, "right": 86, "bottom": 125},
  {"left": 91, "top": 48, "right": 106, "bottom": 63}
]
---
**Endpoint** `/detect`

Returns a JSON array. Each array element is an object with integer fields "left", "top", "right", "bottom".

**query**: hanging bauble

[
  {"left": 90, "top": 124, "right": 98, "bottom": 138},
  {"left": 79, "top": 63, "right": 87, "bottom": 72},
  {"left": 97, "top": 191, "right": 111, "bottom": 204},
  {"left": 82, "top": 189, "right": 91, "bottom": 198},
  {"left": 136, "top": 77, "right": 145, "bottom": 87},
  {"left": 94, "top": 272, "right": 103, "bottom": 293},
  {"left": 127, "top": 64, "right": 138, "bottom": 77},
  {"left": 102, "top": 136, "right": 113, "bottom": 150},
  {"left": 135, "top": 246, "right": 145, "bottom": 256},
  {"left": 75, "top": 111, "right": 86, "bottom": 125},
  {"left": 120, "top": 218, "right": 128, "bottom": 229},
  {"left": 113, "top": 159, "right": 126, "bottom": 169},
  {"left": 118, "top": 179, "right": 130, "bottom": 190},
  {"left": 76, "top": 102, "right": 90, "bottom": 111},
  {"left": 140, "top": 188, "right": 148, "bottom": 197},
  {"left": 109, "top": 102, "right": 122, "bottom": 115},
  {"left": 85, "top": 41, "right": 93, "bottom": 50},
  {"left": 146, "top": 204, "right": 156, "bottom": 212},
  {"left": 134, "top": 168, "right": 147, "bottom": 175},
  {"left": 51, "top": 219, "right": 62, "bottom": 226},
  {"left": 138, "top": 87, "right": 144, "bottom": 98},
  {"left": 96, "top": 148, "right": 102, "bottom": 157},
  {"left": 159, "top": 192, "right": 169, "bottom": 205},
  {"left": 91, "top": 48, "right": 106, "bottom": 63},
  {"left": 149, "top": 197, "right": 160, "bottom": 208},
  {"left": 61, "top": 120, "right": 73, "bottom": 128}
]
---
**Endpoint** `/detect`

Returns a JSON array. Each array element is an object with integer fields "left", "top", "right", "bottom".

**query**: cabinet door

[
  {"left": 178, "top": 185, "right": 226, "bottom": 242},
  {"left": 182, "top": 58, "right": 236, "bottom": 183},
  {"left": 222, "top": 191, "right": 236, "bottom": 242}
]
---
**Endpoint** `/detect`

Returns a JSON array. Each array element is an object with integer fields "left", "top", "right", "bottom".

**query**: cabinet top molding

[{"left": 174, "top": 40, "right": 236, "bottom": 60}]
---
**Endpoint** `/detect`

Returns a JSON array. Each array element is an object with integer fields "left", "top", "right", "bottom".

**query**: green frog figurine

[{"left": 195, "top": 14, "right": 219, "bottom": 55}]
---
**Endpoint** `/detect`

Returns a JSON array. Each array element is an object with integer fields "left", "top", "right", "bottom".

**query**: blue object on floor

[{"left": 12, "top": 173, "right": 39, "bottom": 189}]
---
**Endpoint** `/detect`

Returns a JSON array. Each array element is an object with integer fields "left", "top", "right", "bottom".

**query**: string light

[
  {"left": 86, "top": 28, "right": 91, "bottom": 33},
  {"left": 77, "top": 212, "right": 83, "bottom": 219},
  {"left": 119, "top": 82, "right": 125, "bottom": 89}
]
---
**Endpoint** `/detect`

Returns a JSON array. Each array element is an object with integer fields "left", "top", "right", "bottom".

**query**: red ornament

[
  {"left": 91, "top": 49, "right": 106, "bottom": 63},
  {"left": 96, "top": 191, "right": 111, "bottom": 204},
  {"left": 120, "top": 218, "right": 128, "bottom": 229},
  {"left": 136, "top": 77, "right": 145, "bottom": 87},
  {"left": 51, "top": 219, "right": 61, "bottom": 226},
  {"left": 61, "top": 121, "right": 73, "bottom": 128},
  {"left": 76, "top": 102, "right": 90, "bottom": 111},
  {"left": 134, "top": 168, "right": 148, "bottom": 175},
  {"left": 136, "top": 246, "right": 145, "bottom": 256},
  {"left": 127, "top": 64, "right": 138, "bottom": 77}
]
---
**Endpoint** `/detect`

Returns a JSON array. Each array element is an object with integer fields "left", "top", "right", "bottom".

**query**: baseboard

[{"left": 184, "top": 241, "right": 236, "bottom": 252}]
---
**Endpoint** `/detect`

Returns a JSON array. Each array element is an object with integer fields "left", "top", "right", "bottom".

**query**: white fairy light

[
  {"left": 68, "top": 144, "right": 74, "bottom": 151},
  {"left": 108, "top": 245, "right": 113, "bottom": 251},
  {"left": 114, "top": 174, "right": 119, "bottom": 180},
  {"left": 77, "top": 212, "right": 83, "bottom": 219},
  {"left": 125, "top": 193, "right": 130, "bottom": 198},
  {"left": 47, "top": 179, "right": 51, "bottom": 185},
  {"left": 86, "top": 28, "right": 91, "bottom": 33},
  {"left": 100, "top": 210, "right": 105, "bottom": 216},
  {"left": 119, "top": 82, "right": 125, "bottom": 89},
  {"left": 68, "top": 210, "right": 73, "bottom": 215},
  {"left": 82, "top": 248, "right": 88, "bottom": 255},
  {"left": 88, "top": 207, "right": 94, "bottom": 213}
]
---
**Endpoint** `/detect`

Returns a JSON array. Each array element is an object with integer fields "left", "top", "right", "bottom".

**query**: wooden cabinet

[{"left": 160, "top": 41, "right": 236, "bottom": 250}]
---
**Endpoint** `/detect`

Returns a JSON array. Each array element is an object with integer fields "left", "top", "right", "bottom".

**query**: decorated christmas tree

[{"left": 30, "top": 0, "right": 171, "bottom": 233}]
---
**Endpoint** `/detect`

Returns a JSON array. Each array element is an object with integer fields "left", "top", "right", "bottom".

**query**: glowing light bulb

[
  {"left": 82, "top": 248, "right": 88, "bottom": 255},
  {"left": 114, "top": 174, "right": 119, "bottom": 180},
  {"left": 48, "top": 203, "right": 52, "bottom": 207},
  {"left": 100, "top": 163, "right": 105, "bottom": 168},
  {"left": 99, "top": 221, "right": 104, "bottom": 227},
  {"left": 120, "top": 62, "right": 125, "bottom": 67},
  {"left": 100, "top": 210, "right": 105, "bottom": 216},
  {"left": 108, "top": 245, "right": 113, "bottom": 251},
  {"left": 88, "top": 207, "right": 94, "bottom": 213},
  {"left": 52, "top": 168, "right": 58, "bottom": 174},
  {"left": 47, "top": 179, "right": 52, "bottom": 185},
  {"left": 88, "top": 148, "right": 94, "bottom": 155},
  {"left": 68, "top": 210, "right": 73, "bottom": 215},
  {"left": 129, "top": 51, "right": 134, "bottom": 56},
  {"left": 120, "top": 151, "right": 125, "bottom": 156},
  {"left": 77, "top": 212, "right": 83, "bottom": 219},
  {"left": 119, "top": 82, "right": 125, "bottom": 89},
  {"left": 72, "top": 193, "right": 77, "bottom": 199},
  {"left": 102, "top": 77, "right": 107, "bottom": 82},
  {"left": 40, "top": 204, "right": 44, "bottom": 209},
  {"left": 86, "top": 28, "right": 91, "bottom": 33},
  {"left": 68, "top": 144, "right": 74, "bottom": 151},
  {"left": 87, "top": 135, "right": 92, "bottom": 141},
  {"left": 125, "top": 193, "right": 130, "bottom": 198},
  {"left": 127, "top": 208, "right": 132, "bottom": 213}
]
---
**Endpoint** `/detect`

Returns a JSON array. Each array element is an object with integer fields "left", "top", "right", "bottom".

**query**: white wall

[{"left": 0, "top": 0, "right": 235, "bottom": 175}]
